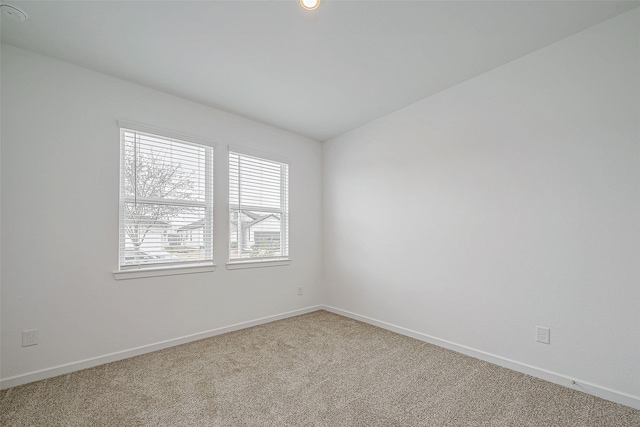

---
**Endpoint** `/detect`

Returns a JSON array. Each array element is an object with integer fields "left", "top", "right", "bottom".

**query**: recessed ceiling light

[
  {"left": 0, "top": 4, "right": 28, "bottom": 22},
  {"left": 300, "top": 0, "right": 320, "bottom": 11}
]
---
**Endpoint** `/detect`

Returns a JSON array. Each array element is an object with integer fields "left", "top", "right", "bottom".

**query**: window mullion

[
  {"left": 123, "top": 197, "right": 207, "bottom": 208},
  {"left": 204, "top": 147, "right": 214, "bottom": 260}
]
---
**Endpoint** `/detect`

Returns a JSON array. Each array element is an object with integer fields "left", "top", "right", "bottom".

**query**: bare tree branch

[{"left": 124, "top": 142, "right": 197, "bottom": 251}]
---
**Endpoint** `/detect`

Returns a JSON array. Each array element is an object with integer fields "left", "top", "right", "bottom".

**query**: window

[
  {"left": 119, "top": 124, "right": 214, "bottom": 271},
  {"left": 229, "top": 150, "right": 289, "bottom": 262}
]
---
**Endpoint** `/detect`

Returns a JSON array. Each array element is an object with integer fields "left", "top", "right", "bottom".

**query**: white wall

[
  {"left": 324, "top": 9, "right": 640, "bottom": 404},
  {"left": 0, "top": 45, "right": 323, "bottom": 383}
]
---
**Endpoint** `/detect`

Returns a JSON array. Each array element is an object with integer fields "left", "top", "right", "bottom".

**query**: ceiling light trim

[
  {"left": 0, "top": 3, "right": 28, "bottom": 22},
  {"left": 300, "top": 0, "right": 320, "bottom": 11}
]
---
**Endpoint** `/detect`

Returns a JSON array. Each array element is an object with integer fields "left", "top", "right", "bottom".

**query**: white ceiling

[{"left": 1, "top": 1, "right": 638, "bottom": 141}]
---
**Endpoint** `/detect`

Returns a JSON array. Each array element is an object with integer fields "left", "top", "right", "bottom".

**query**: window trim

[
  {"left": 114, "top": 263, "right": 217, "bottom": 280},
  {"left": 227, "top": 145, "right": 290, "bottom": 165},
  {"left": 226, "top": 259, "right": 291, "bottom": 270},
  {"left": 227, "top": 145, "right": 290, "bottom": 267},
  {"left": 117, "top": 120, "right": 216, "bottom": 148},
  {"left": 114, "top": 121, "right": 216, "bottom": 278}
]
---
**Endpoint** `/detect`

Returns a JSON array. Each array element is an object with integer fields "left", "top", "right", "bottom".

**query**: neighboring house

[
  {"left": 230, "top": 210, "right": 281, "bottom": 257},
  {"left": 178, "top": 219, "right": 205, "bottom": 249},
  {"left": 123, "top": 217, "right": 171, "bottom": 253}
]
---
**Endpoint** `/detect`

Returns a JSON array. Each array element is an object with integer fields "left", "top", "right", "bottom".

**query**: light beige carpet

[{"left": 1, "top": 310, "right": 638, "bottom": 426}]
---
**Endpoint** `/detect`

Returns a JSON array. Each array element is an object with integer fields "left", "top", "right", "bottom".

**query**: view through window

[
  {"left": 229, "top": 151, "right": 289, "bottom": 261},
  {"left": 119, "top": 126, "right": 214, "bottom": 269}
]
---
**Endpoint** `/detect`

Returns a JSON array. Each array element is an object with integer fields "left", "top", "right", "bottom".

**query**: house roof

[
  {"left": 179, "top": 219, "right": 205, "bottom": 231},
  {"left": 182, "top": 211, "right": 279, "bottom": 231},
  {"left": 246, "top": 213, "right": 280, "bottom": 228}
]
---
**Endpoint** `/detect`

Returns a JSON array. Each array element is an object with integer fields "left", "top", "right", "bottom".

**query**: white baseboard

[
  {"left": 0, "top": 305, "right": 323, "bottom": 390},
  {"left": 322, "top": 305, "right": 640, "bottom": 411},
  {"left": 4, "top": 304, "right": 638, "bottom": 411}
]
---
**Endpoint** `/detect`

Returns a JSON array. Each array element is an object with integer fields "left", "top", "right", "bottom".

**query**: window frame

[
  {"left": 227, "top": 146, "right": 290, "bottom": 269},
  {"left": 114, "top": 121, "right": 216, "bottom": 280}
]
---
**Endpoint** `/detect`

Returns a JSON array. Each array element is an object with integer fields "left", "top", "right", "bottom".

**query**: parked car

[
  {"left": 124, "top": 250, "right": 160, "bottom": 263},
  {"left": 124, "top": 250, "right": 180, "bottom": 263}
]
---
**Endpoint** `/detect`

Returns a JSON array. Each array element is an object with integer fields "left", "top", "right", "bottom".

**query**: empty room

[{"left": 1, "top": 0, "right": 639, "bottom": 425}]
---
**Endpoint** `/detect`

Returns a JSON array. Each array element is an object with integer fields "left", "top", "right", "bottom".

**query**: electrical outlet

[
  {"left": 22, "top": 329, "right": 39, "bottom": 347},
  {"left": 536, "top": 326, "right": 550, "bottom": 344},
  {"left": 298, "top": 286, "right": 303, "bottom": 296}
]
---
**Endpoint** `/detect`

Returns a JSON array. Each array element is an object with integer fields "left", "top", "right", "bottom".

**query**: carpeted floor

[{"left": 1, "top": 310, "right": 638, "bottom": 426}]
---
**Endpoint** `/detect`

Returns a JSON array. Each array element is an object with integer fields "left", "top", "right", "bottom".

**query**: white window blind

[
  {"left": 229, "top": 150, "right": 289, "bottom": 261},
  {"left": 119, "top": 126, "right": 214, "bottom": 270}
]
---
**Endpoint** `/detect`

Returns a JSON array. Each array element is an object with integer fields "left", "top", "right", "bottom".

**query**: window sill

[
  {"left": 226, "top": 259, "right": 291, "bottom": 270},
  {"left": 113, "top": 263, "right": 216, "bottom": 280}
]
